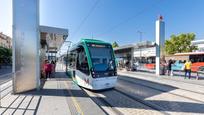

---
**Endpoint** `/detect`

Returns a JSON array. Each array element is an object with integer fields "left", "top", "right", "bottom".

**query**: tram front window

[{"left": 88, "top": 44, "right": 115, "bottom": 72}]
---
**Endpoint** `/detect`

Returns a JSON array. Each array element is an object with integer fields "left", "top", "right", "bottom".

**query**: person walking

[
  {"left": 167, "top": 59, "right": 173, "bottom": 76},
  {"left": 51, "top": 60, "right": 56, "bottom": 78},
  {"left": 184, "top": 60, "right": 192, "bottom": 79}
]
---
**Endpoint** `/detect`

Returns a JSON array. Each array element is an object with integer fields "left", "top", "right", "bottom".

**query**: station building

[
  {"left": 114, "top": 39, "right": 204, "bottom": 70},
  {"left": 191, "top": 39, "right": 204, "bottom": 52},
  {"left": 0, "top": 32, "right": 12, "bottom": 48},
  {"left": 114, "top": 41, "right": 156, "bottom": 68}
]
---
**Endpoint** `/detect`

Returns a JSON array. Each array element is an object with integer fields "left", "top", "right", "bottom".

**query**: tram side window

[
  {"left": 76, "top": 47, "right": 90, "bottom": 75},
  {"left": 68, "top": 52, "right": 76, "bottom": 69}
]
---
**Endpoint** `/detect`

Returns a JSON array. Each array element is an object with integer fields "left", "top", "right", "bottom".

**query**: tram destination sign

[{"left": 88, "top": 44, "right": 109, "bottom": 48}]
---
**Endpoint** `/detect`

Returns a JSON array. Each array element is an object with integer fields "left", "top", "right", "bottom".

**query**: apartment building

[{"left": 0, "top": 32, "right": 12, "bottom": 48}]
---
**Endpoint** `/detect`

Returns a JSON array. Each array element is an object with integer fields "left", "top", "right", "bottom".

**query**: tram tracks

[
  {"left": 82, "top": 88, "right": 124, "bottom": 115},
  {"left": 113, "top": 88, "right": 167, "bottom": 113},
  {"left": 83, "top": 88, "right": 166, "bottom": 115},
  {"left": 118, "top": 76, "right": 204, "bottom": 104},
  {"left": 77, "top": 74, "right": 204, "bottom": 114}
]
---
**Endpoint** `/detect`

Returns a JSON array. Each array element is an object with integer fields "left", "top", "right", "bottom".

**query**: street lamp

[{"left": 137, "top": 31, "right": 143, "bottom": 62}]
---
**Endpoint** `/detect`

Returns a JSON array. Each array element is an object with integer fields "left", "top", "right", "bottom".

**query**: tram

[{"left": 67, "top": 39, "right": 118, "bottom": 90}]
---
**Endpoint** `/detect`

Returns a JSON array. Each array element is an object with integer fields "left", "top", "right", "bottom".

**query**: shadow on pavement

[
  {"left": 3, "top": 71, "right": 204, "bottom": 114},
  {"left": 90, "top": 92, "right": 204, "bottom": 113}
]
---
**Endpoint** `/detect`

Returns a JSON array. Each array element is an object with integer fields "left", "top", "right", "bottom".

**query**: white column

[{"left": 155, "top": 16, "right": 165, "bottom": 75}]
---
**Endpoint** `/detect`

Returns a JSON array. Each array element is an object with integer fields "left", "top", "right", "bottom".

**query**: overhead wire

[
  {"left": 95, "top": 0, "right": 164, "bottom": 38},
  {"left": 72, "top": 0, "right": 101, "bottom": 38}
]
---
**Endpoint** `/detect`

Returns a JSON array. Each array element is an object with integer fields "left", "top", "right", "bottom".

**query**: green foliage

[
  {"left": 165, "top": 33, "right": 198, "bottom": 55},
  {"left": 112, "top": 41, "right": 119, "bottom": 48},
  {"left": 0, "top": 46, "right": 12, "bottom": 64}
]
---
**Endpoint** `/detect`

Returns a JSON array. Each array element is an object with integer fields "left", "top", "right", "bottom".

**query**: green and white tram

[{"left": 67, "top": 39, "right": 118, "bottom": 90}]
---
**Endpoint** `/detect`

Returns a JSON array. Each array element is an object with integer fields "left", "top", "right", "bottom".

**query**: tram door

[
  {"left": 68, "top": 52, "right": 77, "bottom": 78},
  {"left": 76, "top": 47, "right": 90, "bottom": 75}
]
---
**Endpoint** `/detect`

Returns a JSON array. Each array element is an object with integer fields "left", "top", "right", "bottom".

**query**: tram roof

[
  {"left": 80, "top": 39, "right": 111, "bottom": 45},
  {"left": 70, "top": 38, "right": 111, "bottom": 51}
]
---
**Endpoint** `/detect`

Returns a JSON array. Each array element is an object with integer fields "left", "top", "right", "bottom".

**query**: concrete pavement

[
  {"left": 0, "top": 63, "right": 105, "bottom": 115},
  {"left": 118, "top": 70, "right": 204, "bottom": 94}
]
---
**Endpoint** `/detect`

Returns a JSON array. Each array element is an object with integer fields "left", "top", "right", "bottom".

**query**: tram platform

[
  {"left": 0, "top": 63, "right": 105, "bottom": 115},
  {"left": 118, "top": 70, "right": 204, "bottom": 94}
]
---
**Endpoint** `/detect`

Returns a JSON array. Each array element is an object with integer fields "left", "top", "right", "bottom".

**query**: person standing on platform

[
  {"left": 167, "top": 59, "right": 173, "bottom": 76},
  {"left": 51, "top": 60, "right": 56, "bottom": 77},
  {"left": 184, "top": 60, "right": 192, "bottom": 79},
  {"left": 43, "top": 60, "right": 52, "bottom": 79}
]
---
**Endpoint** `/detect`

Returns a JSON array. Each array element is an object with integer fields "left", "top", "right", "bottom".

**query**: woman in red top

[{"left": 43, "top": 60, "right": 52, "bottom": 79}]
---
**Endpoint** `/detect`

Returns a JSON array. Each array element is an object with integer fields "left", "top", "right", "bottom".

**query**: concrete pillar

[
  {"left": 155, "top": 16, "right": 165, "bottom": 75},
  {"left": 13, "top": 0, "right": 40, "bottom": 93}
]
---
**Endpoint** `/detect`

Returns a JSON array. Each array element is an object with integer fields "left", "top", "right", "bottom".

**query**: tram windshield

[{"left": 88, "top": 44, "right": 115, "bottom": 72}]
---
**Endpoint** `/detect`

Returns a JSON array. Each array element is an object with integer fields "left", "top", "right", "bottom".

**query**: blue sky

[{"left": 1, "top": 0, "right": 204, "bottom": 46}]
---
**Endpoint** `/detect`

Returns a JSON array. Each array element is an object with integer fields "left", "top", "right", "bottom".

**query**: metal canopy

[
  {"left": 113, "top": 41, "right": 155, "bottom": 51},
  {"left": 40, "top": 25, "right": 68, "bottom": 35},
  {"left": 40, "top": 26, "right": 69, "bottom": 52}
]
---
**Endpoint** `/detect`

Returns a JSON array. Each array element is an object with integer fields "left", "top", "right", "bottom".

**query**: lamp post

[{"left": 137, "top": 31, "right": 143, "bottom": 62}]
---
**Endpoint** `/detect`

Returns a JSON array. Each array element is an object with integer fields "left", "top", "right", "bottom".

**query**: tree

[
  {"left": 165, "top": 33, "right": 198, "bottom": 55},
  {"left": 0, "top": 46, "right": 12, "bottom": 64},
  {"left": 112, "top": 41, "right": 119, "bottom": 48}
]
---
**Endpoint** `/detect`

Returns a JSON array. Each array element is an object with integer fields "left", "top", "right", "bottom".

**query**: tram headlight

[
  {"left": 92, "top": 71, "right": 95, "bottom": 74},
  {"left": 91, "top": 68, "right": 96, "bottom": 78}
]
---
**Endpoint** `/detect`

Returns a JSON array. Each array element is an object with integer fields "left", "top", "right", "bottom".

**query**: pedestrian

[
  {"left": 43, "top": 60, "right": 52, "bottom": 79},
  {"left": 160, "top": 59, "right": 167, "bottom": 75},
  {"left": 51, "top": 60, "right": 56, "bottom": 77},
  {"left": 125, "top": 60, "right": 130, "bottom": 71},
  {"left": 184, "top": 59, "right": 192, "bottom": 79},
  {"left": 167, "top": 59, "right": 173, "bottom": 76}
]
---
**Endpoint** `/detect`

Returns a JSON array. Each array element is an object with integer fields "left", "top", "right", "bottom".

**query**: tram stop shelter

[
  {"left": 13, "top": 25, "right": 68, "bottom": 94},
  {"left": 39, "top": 25, "right": 68, "bottom": 78},
  {"left": 40, "top": 26, "right": 68, "bottom": 63}
]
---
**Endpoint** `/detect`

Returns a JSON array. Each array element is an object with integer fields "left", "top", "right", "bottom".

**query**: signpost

[{"left": 155, "top": 15, "right": 165, "bottom": 75}]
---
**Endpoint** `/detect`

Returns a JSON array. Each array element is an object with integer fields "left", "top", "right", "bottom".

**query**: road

[
  {"left": 0, "top": 66, "right": 12, "bottom": 84},
  {"left": 0, "top": 66, "right": 12, "bottom": 76}
]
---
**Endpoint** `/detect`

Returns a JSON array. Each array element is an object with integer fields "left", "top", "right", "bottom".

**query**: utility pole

[{"left": 137, "top": 31, "right": 143, "bottom": 62}]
